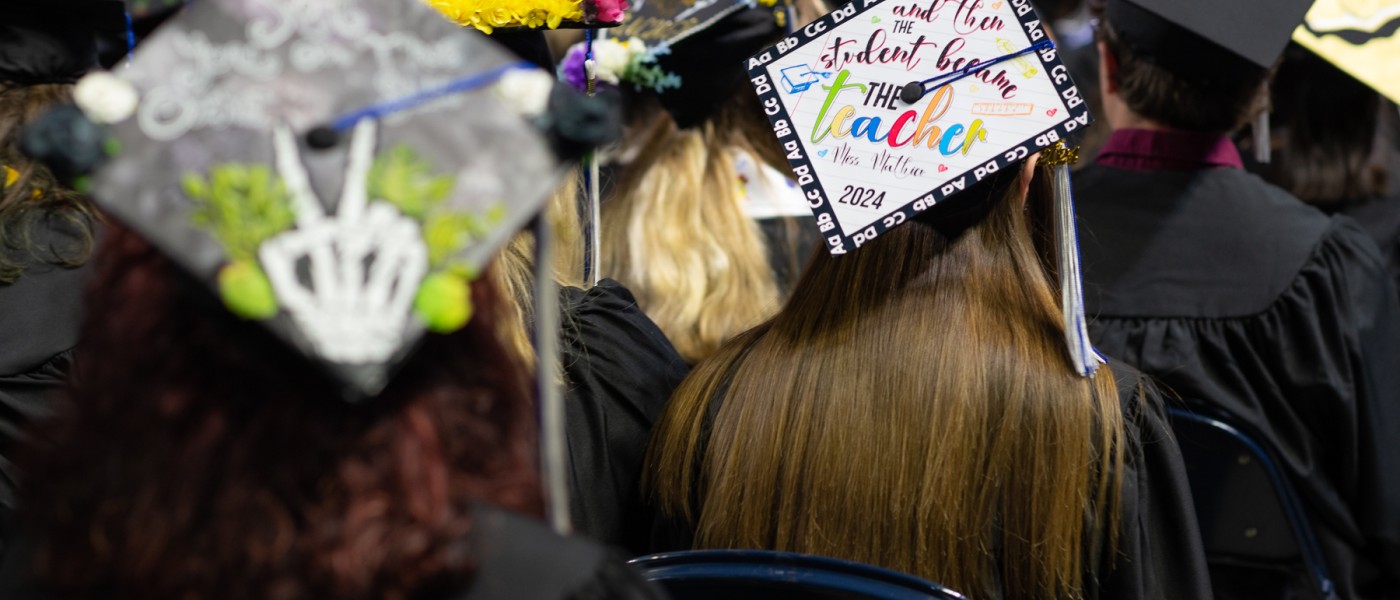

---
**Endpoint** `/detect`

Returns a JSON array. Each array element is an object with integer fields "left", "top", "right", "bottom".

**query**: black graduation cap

[
  {"left": 83, "top": 0, "right": 573, "bottom": 398},
  {"left": 1106, "top": 0, "right": 1316, "bottom": 77},
  {"left": 0, "top": 0, "right": 129, "bottom": 84},
  {"left": 572, "top": 0, "right": 788, "bottom": 128},
  {"left": 613, "top": 0, "right": 754, "bottom": 47}
]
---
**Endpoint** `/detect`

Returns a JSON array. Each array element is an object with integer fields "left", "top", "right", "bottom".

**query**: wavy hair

[
  {"left": 645, "top": 164, "right": 1126, "bottom": 599},
  {"left": 600, "top": 91, "right": 788, "bottom": 364},
  {"left": 17, "top": 224, "right": 543, "bottom": 600},
  {"left": 0, "top": 82, "right": 99, "bottom": 284}
]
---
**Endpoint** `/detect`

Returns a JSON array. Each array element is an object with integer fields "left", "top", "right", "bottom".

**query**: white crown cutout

[{"left": 258, "top": 120, "right": 428, "bottom": 364}]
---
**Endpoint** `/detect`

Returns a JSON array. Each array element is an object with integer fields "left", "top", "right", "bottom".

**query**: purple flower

[{"left": 559, "top": 44, "right": 590, "bottom": 92}]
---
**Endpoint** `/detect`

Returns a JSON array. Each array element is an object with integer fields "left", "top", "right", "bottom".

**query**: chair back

[
  {"left": 629, "top": 549, "right": 965, "bottom": 600},
  {"left": 1167, "top": 407, "right": 1338, "bottom": 600}
]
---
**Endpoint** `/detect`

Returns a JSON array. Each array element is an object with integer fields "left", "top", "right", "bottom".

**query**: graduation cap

[
  {"left": 561, "top": 0, "right": 790, "bottom": 127},
  {"left": 1105, "top": 0, "right": 1315, "bottom": 79},
  {"left": 426, "top": 0, "right": 630, "bottom": 33},
  {"left": 66, "top": 0, "right": 594, "bottom": 399},
  {"left": 0, "top": 0, "right": 130, "bottom": 84},
  {"left": 748, "top": 0, "right": 1101, "bottom": 375},
  {"left": 1293, "top": 0, "right": 1400, "bottom": 105}
]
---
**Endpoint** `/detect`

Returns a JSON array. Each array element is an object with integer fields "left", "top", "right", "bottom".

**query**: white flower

[
  {"left": 592, "top": 39, "right": 632, "bottom": 84},
  {"left": 624, "top": 37, "right": 648, "bottom": 56},
  {"left": 73, "top": 72, "right": 139, "bottom": 124},
  {"left": 493, "top": 68, "right": 555, "bottom": 117}
]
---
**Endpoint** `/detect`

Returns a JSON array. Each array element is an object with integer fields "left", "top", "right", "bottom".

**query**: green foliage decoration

[
  {"left": 367, "top": 146, "right": 506, "bottom": 333},
  {"left": 184, "top": 164, "right": 296, "bottom": 320}
]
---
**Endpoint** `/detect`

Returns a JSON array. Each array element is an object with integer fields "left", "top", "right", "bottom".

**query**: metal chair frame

[
  {"left": 1167, "top": 406, "right": 1338, "bottom": 600},
  {"left": 630, "top": 549, "right": 965, "bottom": 600}
]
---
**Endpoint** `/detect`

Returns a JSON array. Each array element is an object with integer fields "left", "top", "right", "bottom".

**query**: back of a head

[
  {"left": 646, "top": 167, "right": 1125, "bottom": 599},
  {"left": 0, "top": 1, "right": 122, "bottom": 283},
  {"left": 1095, "top": 0, "right": 1273, "bottom": 133},
  {"left": 1263, "top": 43, "right": 1394, "bottom": 206},
  {"left": 600, "top": 2, "right": 805, "bottom": 363},
  {"left": 17, "top": 224, "right": 543, "bottom": 599}
]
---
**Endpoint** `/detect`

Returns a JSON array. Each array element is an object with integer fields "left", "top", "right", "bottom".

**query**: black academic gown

[
  {"left": 1332, "top": 193, "right": 1400, "bottom": 299},
  {"left": 0, "top": 219, "right": 93, "bottom": 513},
  {"left": 1075, "top": 163, "right": 1400, "bottom": 599},
  {"left": 650, "top": 361, "right": 1212, "bottom": 600},
  {"left": 560, "top": 280, "right": 690, "bottom": 554},
  {"left": 0, "top": 504, "right": 667, "bottom": 600}
]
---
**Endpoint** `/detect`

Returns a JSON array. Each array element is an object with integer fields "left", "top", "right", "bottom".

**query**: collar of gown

[{"left": 1094, "top": 128, "right": 1244, "bottom": 171}]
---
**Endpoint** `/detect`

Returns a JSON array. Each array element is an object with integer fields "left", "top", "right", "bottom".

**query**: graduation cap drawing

[
  {"left": 426, "top": 0, "right": 630, "bottom": 33},
  {"left": 1294, "top": 0, "right": 1400, "bottom": 104},
  {"left": 748, "top": 0, "right": 1101, "bottom": 375},
  {"left": 74, "top": 0, "right": 580, "bottom": 399}
]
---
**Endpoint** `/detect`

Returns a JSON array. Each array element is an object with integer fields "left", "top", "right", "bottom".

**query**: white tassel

[
  {"left": 1045, "top": 143, "right": 1103, "bottom": 377},
  {"left": 1254, "top": 109, "right": 1271, "bottom": 165},
  {"left": 532, "top": 215, "right": 572, "bottom": 534}
]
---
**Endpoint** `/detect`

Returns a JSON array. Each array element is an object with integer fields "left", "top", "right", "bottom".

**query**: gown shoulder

[{"left": 558, "top": 279, "right": 690, "bottom": 552}]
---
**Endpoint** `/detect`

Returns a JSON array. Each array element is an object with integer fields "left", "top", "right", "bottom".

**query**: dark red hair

[{"left": 18, "top": 224, "right": 543, "bottom": 599}]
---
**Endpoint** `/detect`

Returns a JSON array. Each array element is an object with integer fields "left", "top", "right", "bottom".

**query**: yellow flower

[
  {"left": 3, "top": 166, "right": 17, "bottom": 188},
  {"left": 422, "top": 0, "right": 583, "bottom": 32}
]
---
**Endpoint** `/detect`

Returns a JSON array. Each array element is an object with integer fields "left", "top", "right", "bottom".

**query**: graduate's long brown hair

[
  {"left": 645, "top": 164, "right": 1126, "bottom": 600},
  {"left": 17, "top": 225, "right": 543, "bottom": 600}
]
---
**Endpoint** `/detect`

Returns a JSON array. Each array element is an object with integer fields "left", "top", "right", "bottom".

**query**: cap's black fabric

[
  {"left": 1106, "top": 0, "right": 1311, "bottom": 78},
  {"left": 0, "top": 1, "right": 128, "bottom": 84},
  {"left": 653, "top": 6, "right": 782, "bottom": 129},
  {"left": 488, "top": 30, "right": 556, "bottom": 70}
]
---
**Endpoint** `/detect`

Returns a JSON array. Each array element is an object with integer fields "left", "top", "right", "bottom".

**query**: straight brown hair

[{"left": 645, "top": 166, "right": 1125, "bottom": 599}]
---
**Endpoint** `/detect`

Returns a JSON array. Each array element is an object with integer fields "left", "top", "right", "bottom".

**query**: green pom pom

[
  {"left": 414, "top": 271, "right": 473, "bottom": 333},
  {"left": 218, "top": 261, "right": 279, "bottom": 320}
]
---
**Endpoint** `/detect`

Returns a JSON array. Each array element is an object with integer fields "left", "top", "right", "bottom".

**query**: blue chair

[
  {"left": 629, "top": 550, "right": 965, "bottom": 600},
  {"left": 1166, "top": 407, "right": 1338, "bottom": 600}
]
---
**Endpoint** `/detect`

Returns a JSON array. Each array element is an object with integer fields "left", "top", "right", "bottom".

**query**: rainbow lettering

[{"left": 810, "top": 70, "right": 988, "bottom": 156}]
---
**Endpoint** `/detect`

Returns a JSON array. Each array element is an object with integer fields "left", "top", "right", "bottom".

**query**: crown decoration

[
  {"left": 185, "top": 119, "right": 503, "bottom": 365},
  {"left": 426, "top": 0, "right": 629, "bottom": 33}
]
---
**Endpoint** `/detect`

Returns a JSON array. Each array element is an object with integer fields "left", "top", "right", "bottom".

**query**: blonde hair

[
  {"left": 601, "top": 95, "right": 790, "bottom": 364},
  {"left": 492, "top": 170, "right": 586, "bottom": 373},
  {"left": 645, "top": 166, "right": 1126, "bottom": 599}
]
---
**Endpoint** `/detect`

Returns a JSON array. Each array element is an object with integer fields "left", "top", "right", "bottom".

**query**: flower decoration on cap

[
  {"left": 73, "top": 71, "right": 140, "bottom": 124},
  {"left": 425, "top": 0, "right": 629, "bottom": 33},
  {"left": 559, "top": 36, "right": 681, "bottom": 94}
]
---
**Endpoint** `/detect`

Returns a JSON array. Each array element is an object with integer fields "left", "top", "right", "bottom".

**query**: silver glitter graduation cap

[{"left": 86, "top": 0, "right": 566, "bottom": 397}]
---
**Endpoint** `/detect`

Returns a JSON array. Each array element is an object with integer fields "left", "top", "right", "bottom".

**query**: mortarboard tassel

[
  {"left": 1254, "top": 103, "right": 1271, "bottom": 165},
  {"left": 579, "top": 29, "right": 602, "bottom": 287},
  {"left": 532, "top": 214, "right": 572, "bottom": 534},
  {"left": 1042, "top": 142, "right": 1103, "bottom": 378}
]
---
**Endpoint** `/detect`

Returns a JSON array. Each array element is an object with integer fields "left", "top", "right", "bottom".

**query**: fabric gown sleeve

[
  {"left": 1096, "top": 368, "right": 1214, "bottom": 600},
  {"left": 1335, "top": 218, "right": 1400, "bottom": 590},
  {"left": 559, "top": 279, "right": 691, "bottom": 553}
]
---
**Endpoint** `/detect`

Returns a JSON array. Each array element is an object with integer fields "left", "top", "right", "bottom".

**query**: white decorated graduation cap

[
  {"left": 747, "top": 0, "right": 1101, "bottom": 375},
  {"left": 1293, "top": 0, "right": 1400, "bottom": 104},
  {"left": 81, "top": 0, "right": 574, "bottom": 398},
  {"left": 426, "top": 0, "right": 629, "bottom": 33},
  {"left": 748, "top": 0, "right": 1090, "bottom": 255},
  {"left": 1106, "top": 0, "right": 1315, "bottom": 79}
]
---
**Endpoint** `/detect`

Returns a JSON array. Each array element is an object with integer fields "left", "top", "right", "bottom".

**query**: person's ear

[
  {"left": 1098, "top": 40, "right": 1119, "bottom": 94},
  {"left": 1018, "top": 153, "right": 1041, "bottom": 207}
]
